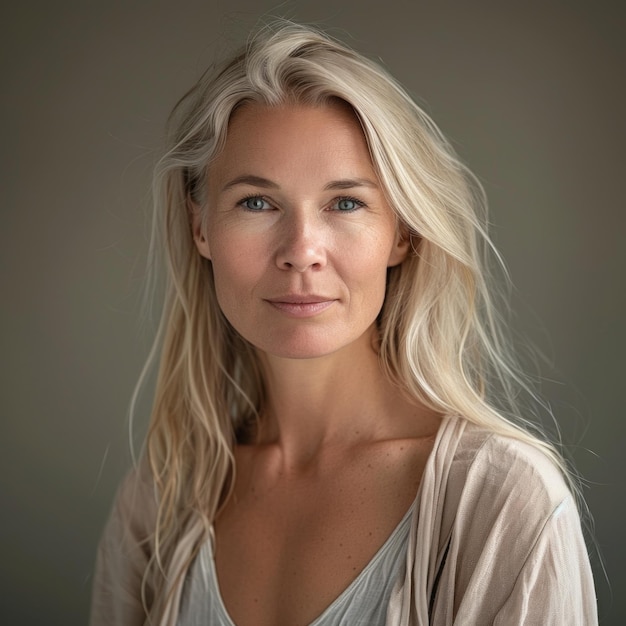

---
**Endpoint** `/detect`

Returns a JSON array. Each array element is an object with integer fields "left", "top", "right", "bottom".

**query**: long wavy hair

[{"left": 136, "top": 20, "right": 574, "bottom": 621}]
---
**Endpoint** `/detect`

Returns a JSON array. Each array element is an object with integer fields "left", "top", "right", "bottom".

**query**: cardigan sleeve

[
  {"left": 492, "top": 495, "right": 597, "bottom": 625},
  {"left": 429, "top": 431, "right": 598, "bottom": 625},
  {"left": 89, "top": 465, "right": 157, "bottom": 626}
]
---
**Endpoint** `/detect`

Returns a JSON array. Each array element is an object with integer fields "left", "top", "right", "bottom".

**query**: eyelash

[
  {"left": 332, "top": 196, "right": 366, "bottom": 212},
  {"left": 238, "top": 194, "right": 271, "bottom": 211},
  {"left": 237, "top": 195, "right": 367, "bottom": 212}
]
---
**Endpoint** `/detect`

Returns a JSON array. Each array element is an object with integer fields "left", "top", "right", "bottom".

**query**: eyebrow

[
  {"left": 221, "top": 175, "right": 279, "bottom": 192},
  {"left": 324, "top": 178, "right": 378, "bottom": 190},
  {"left": 221, "top": 175, "right": 379, "bottom": 192}
]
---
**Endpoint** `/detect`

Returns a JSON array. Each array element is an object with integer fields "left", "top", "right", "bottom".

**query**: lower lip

[{"left": 267, "top": 300, "right": 336, "bottom": 317}]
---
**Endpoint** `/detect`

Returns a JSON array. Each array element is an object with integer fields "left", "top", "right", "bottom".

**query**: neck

[{"left": 253, "top": 327, "right": 423, "bottom": 464}]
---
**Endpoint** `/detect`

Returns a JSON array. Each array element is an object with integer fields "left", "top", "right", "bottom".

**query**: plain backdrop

[{"left": 1, "top": 1, "right": 624, "bottom": 624}]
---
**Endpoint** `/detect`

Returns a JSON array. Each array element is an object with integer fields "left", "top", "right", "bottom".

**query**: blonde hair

[{"left": 138, "top": 20, "right": 573, "bottom": 620}]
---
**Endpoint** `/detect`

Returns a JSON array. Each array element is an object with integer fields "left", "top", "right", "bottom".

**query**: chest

[{"left": 212, "top": 443, "right": 427, "bottom": 626}]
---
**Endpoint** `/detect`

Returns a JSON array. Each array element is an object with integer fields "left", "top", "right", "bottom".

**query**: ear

[
  {"left": 387, "top": 225, "right": 411, "bottom": 267},
  {"left": 188, "top": 195, "right": 211, "bottom": 260}
]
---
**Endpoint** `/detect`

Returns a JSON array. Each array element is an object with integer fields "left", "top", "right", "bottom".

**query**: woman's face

[{"left": 193, "top": 101, "right": 409, "bottom": 360}]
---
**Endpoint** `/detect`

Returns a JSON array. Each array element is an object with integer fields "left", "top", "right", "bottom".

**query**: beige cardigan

[{"left": 90, "top": 416, "right": 598, "bottom": 625}]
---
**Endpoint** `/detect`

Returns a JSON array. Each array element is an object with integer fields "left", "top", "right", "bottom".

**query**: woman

[{"left": 90, "top": 22, "right": 597, "bottom": 625}]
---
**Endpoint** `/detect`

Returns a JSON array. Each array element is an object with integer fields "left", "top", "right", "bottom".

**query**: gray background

[{"left": 1, "top": 1, "right": 623, "bottom": 624}]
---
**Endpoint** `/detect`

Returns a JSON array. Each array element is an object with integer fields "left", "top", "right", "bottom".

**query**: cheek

[
  {"left": 209, "top": 225, "right": 258, "bottom": 276},
  {"left": 208, "top": 238, "right": 266, "bottom": 310},
  {"left": 211, "top": 252, "right": 250, "bottom": 295},
  {"left": 348, "top": 240, "right": 395, "bottom": 304}
]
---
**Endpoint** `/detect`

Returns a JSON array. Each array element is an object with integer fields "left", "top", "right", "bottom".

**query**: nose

[{"left": 275, "top": 211, "right": 327, "bottom": 272}]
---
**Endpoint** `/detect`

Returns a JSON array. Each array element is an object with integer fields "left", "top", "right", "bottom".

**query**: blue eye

[
  {"left": 241, "top": 196, "right": 270, "bottom": 211},
  {"left": 334, "top": 197, "right": 364, "bottom": 212}
]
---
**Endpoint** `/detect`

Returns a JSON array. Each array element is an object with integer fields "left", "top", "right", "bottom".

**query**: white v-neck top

[{"left": 177, "top": 497, "right": 415, "bottom": 626}]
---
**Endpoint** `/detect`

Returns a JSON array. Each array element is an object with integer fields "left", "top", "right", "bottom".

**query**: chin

[
  {"left": 258, "top": 340, "right": 342, "bottom": 361},
  {"left": 250, "top": 326, "right": 376, "bottom": 362}
]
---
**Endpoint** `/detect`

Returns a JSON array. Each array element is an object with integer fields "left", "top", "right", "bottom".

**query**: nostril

[
  {"left": 275, "top": 243, "right": 326, "bottom": 272},
  {"left": 279, "top": 259, "right": 323, "bottom": 272}
]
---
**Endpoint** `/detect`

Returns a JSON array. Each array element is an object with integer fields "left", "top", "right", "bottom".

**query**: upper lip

[{"left": 266, "top": 294, "right": 335, "bottom": 303}]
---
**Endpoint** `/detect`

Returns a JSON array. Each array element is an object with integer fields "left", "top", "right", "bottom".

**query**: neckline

[
  {"left": 307, "top": 490, "right": 419, "bottom": 624},
  {"left": 202, "top": 415, "right": 459, "bottom": 625},
  {"left": 206, "top": 483, "right": 423, "bottom": 626}
]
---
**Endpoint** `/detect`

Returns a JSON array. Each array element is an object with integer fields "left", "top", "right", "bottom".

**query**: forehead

[
  {"left": 208, "top": 101, "right": 376, "bottom": 185},
  {"left": 227, "top": 98, "right": 364, "bottom": 138}
]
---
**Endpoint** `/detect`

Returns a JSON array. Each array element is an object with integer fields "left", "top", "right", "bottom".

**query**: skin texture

[
  {"left": 194, "top": 101, "right": 408, "bottom": 362},
  {"left": 191, "top": 102, "right": 441, "bottom": 626}
]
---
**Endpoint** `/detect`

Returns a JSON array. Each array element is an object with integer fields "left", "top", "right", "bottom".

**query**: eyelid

[
  {"left": 237, "top": 194, "right": 274, "bottom": 211},
  {"left": 236, "top": 193, "right": 368, "bottom": 212},
  {"left": 330, "top": 195, "right": 367, "bottom": 212}
]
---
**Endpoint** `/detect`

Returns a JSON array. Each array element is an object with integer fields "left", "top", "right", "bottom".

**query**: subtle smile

[{"left": 265, "top": 297, "right": 337, "bottom": 318}]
